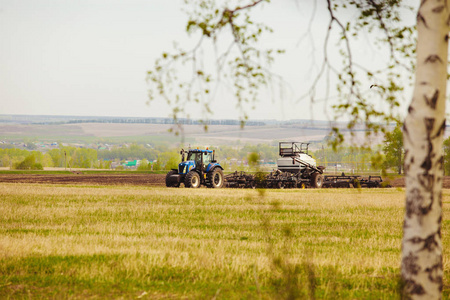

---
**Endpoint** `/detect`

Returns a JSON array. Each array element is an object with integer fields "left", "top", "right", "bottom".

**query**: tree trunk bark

[{"left": 402, "top": 1, "right": 449, "bottom": 299}]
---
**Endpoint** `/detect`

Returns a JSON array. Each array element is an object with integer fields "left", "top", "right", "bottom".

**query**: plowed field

[
  {"left": 1, "top": 173, "right": 450, "bottom": 188},
  {"left": 0, "top": 174, "right": 165, "bottom": 186}
]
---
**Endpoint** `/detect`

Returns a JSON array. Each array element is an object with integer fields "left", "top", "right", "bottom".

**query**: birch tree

[
  {"left": 147, "top": 0, "right": 449, "bottom": 298},
  {"left": 402, "top": 1, "right": 449, "bottom": 298}
]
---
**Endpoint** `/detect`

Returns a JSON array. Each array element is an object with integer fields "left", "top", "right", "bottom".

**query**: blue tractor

[{"left": 165, "top": 148, "right": 224, "bottom": 188}]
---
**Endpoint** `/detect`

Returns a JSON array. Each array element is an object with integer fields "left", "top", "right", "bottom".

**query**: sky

[{"left": 0, "top": 0, "right": 416, "bottom": 121}]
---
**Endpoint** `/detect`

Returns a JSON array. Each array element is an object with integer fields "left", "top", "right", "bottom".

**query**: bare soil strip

[
  {"left": 2, "top": 173, "right": 450, "bottom": 188},
  {"left": 0, "top": 174, "right": 165, "bottom": 186}
]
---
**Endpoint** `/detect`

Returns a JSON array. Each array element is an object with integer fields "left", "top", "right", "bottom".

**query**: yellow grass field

[{"left": 1, "top": 183, "right": 449, "bottom": 299}]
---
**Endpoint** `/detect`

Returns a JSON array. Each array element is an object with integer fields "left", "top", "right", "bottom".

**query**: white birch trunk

[{"left": 402, "top": 0, "right": 450, "bottom": 298}]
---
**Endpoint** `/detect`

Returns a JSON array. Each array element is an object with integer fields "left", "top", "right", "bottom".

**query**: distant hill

[
  {"left": 4, "top": 114, "right": 443, "bottom": 148},
  {"left": 0, "top": 114, "right": 331, "bottom": 127}
]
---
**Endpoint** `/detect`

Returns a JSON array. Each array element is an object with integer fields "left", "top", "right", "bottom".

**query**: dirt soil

[
  {"left": 0, "top": 174, "right": 165, "bottom": 186},
  {"left": 387, "top": 176, "right": 450, "bottom": 189},
  {"left": 1, "top": 173, "right": 449, "bottom": 188}
]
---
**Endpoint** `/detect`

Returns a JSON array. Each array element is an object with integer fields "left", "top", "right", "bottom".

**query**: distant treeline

[
  {"left": 0, "top": 143, "right": 381, "bottom": 171},
  {"left": 6, "top": 138, "right": 445, "bottom": 174},
  {"left": 66, "top": 118, "right": 266, "bottom": 126},
  {"left": 31, "top": 117, "right": 266, "bottom": 126}
]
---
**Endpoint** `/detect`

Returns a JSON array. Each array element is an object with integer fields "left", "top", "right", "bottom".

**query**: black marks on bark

[
  {"left": 420, "top": 118, "right": 435, "bottom": 175},
  {"left": 445, "top": 33, "right": 449, "bottom": 43},
  {"left": 403, "top": 218, "right": 409, "bottom": 230},
  {"left": 418, "top": 173, "right": 435, "bottom": 191},
  {"left": 425, "top": 261, "right": 443, "bottom": 287},
  {"left": 414, "top": 117, "right": 436, "bottom": 220},
  {"left": 408, "top": 232, "right": 440, "bottom": 252},
  {"left": 425, "top": 118, "right": 435, "bottom": 134},
  {"left": 417, "top": 13, "right": 428, "bottom": 28},
  {"left": 434, "top": 119, "right": 446, "bottom": 138},
  {"left": 425, "top": 55, "right": 443, "bottom": 64},
  {"left": 406, "top": 250, "right": 443, "bottom": 295},
  {"left": 406, "top": 185, "right": 434, "bottom": 224},
  {"left": 403, "top": 123, "right": 413, "bottom": 146},
  {"left": 420, "top": 153, "right": 433, "bottom": 172},
  {"left": 406, "top": 280, "right": 426, "bottom": 295},
  {"left": 406, "top": 188, "right": 427, "bottom": 218},
  {"left": 432, "top": 5, "right": 445, "bottom": 13},
  {"left": 421, "top": 234, "right": 439, "bottom": 252},
  {"left": 402, "top": 252, "right": 421, "bottom": 275},
  {"left": 437, "top": 155, "right": 444, "bottom": 171},
  {"left": 408, "top": 105, "right": 414, "bottom": 113},
  {"left": 424, "top": 90, "right": 439, "bottom": 109},
  {"left": 404, "top": 150, "right": 411, "bottom": 173},
  {"left": 407, "top": 280, "right": 426, "bottom": 295}
]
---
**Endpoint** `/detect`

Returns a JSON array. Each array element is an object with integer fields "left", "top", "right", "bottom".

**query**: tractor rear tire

[
  {"left": 207, "top": 168, "right": 224, "bottom": 188},
  {"left": 165, "top": 170, "right": 180, "bottom": 187},
  {"left": 310, "top": 172, "right": 323, "bottom": 188},
  {"left": 185, "top": 171, "right": 201, "bottom": 188}
]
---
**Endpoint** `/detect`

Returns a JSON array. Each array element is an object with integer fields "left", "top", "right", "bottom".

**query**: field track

[{"left": 2, "top": 173, "right": 450, "bottom": 188}]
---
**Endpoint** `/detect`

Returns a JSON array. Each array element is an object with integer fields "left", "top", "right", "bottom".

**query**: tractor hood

[{"left": 178, "top": 160, "right": 196, "bottom": 174}]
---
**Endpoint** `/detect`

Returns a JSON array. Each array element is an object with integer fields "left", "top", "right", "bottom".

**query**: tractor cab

[
  {"left": 179, "top": 149, "right": 214, "bottom": 174},
  {"left": 186, "top": 150, "right": 213, "bottom": 171}
]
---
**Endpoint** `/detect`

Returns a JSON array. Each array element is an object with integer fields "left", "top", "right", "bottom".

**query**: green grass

[{"left": 1, "top": 184, "right": 449, "bottom": 299}]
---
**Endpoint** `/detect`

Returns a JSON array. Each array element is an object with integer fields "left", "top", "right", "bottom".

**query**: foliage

[
  {"left": 47, "top": 147, "right": 98, "bottom": 169},
  {"left": 313, "top": 145, "right": 382, "bottom": 172},
  {"left": 443, "top": 136, "right": 450, "bottom": 176},
  {"left": 153, "top": 150, "right": 180, "bottom": 171},
  {"left": 94, "top": 159, "right": 111, "bottom": 170},
  {"left": 0, "top": 148, "right": 51, "bottom": 169},
  {"left": 137, "top": 159, "right": 152, "bottom": 171},
  {"left": 98, "top": 143, "right": 158, "bottom": 161},
  {"left": 147, "top": 0, "right": 282, "bottom": 131},
  {"left": 382, "top": 124, "right": 404, "bottom": 174},
  {"left": 247, "top": 151, "right": 260, "bottom": 169},
  {"left": 13, "top": 154, "right": 43, "bottom": 170},
  {"left": 147, "top": 1, "right": 415, "bottom": 149}
]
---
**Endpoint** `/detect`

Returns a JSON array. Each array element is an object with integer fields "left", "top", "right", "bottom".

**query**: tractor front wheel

[
  {"left": 207, "top": 168, "right": 224, "bottom": 188},
  {"left": 185, "top": 171, "right": 201, "bottom": 188}
]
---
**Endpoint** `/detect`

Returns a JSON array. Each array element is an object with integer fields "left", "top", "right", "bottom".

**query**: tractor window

[
  {"left": 187, "top": 152, "right": 203, "bottom": 167},
  {"left": 187, "top": 152, "right": 198, "bottom": 162},
  {"left": 203, "top": 152, "right": 212, "bottom": 165}
]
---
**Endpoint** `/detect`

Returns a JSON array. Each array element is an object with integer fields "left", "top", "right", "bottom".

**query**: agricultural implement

[
  {"left": 167, "top": 142, "right": 387, "bottom": 189},
  {"left": 224, "top": 142, "right": 386, "bottom": 189}
]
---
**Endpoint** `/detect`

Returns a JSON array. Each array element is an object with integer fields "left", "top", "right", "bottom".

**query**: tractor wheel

[
  {"left": 310, "top": 173, "right": 324, "bottom": 188},
  {"left": 165, "top": 170, "right": 179, "bottom": 187},
  {"left": 185, "top": 171, "right": 201, "bottom": 188},
  {"left": 207, "top": 168, "right": 224, "bottom": 188}
]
